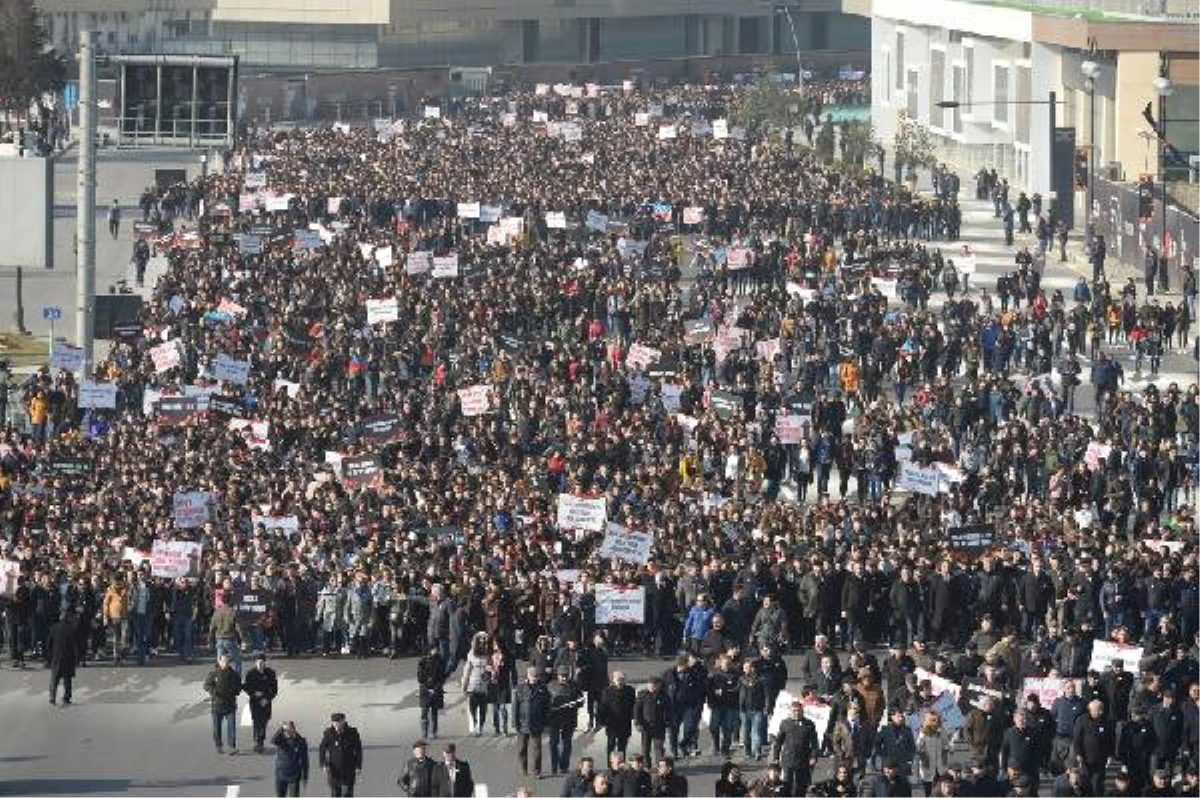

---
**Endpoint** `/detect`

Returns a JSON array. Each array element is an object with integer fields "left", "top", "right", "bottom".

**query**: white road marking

[
  {"left": 240, "top": 703, "right": 252, "bottom": 727},
  {"left": 474, "top": 786, "right": 489, "bottom": 798},
  {"left": 225, "top": 786, "right": 240, "bottom": 798}
]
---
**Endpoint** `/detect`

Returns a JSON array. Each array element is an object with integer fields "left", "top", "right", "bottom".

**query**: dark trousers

[
  {"left": 517, "top": 732, "right": 543, "bottom": 776},
  {"left": 251, "top": 704, "right": 271, "bottom": 746},
  {"left": 548, "top": 725, "right": 573, "bottom": 774},
  {"left": 275, "top": 780, "right": 300, "bottom": 797},
  {"left": 606, "top": 732, "right": 629, "bottom": 759},
  {"left": 641, "top": 732, "right": 665, "bottom": 764},
  {"left": 1081, "top": 761, "right": 1106, "bottom": 796},
  {"left": 328, "top": 776, "right": 355, "bottom": 797},
  {"left": 50, "top": 672, "right": 72, "bottom": 703},
  {"left": 782, "top": 765, "right": 812, "bottom": 798}
]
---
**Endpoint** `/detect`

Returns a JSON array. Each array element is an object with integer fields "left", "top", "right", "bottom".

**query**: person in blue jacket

[{"left": 272, "top": 721, "right": 310, "bottom": 797}]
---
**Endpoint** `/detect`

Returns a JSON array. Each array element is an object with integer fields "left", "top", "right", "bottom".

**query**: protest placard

[
  {"left": 50, "top": 457, "right": 89, "bottom": 477},
  {"left": 479, "top": 205, "right": 502, "bottom": 223},
  {"left": 366, "top": 297, "right": 400, "bottom": 325},
  {"left": 150, "top": 340, "right": 183, "bottom": 374},
  {"left": 293, "top": 230, "right": 321, "bottom": 251},
  {"left": 712, "top": 119, "right": 729, "bottom": 140},
  {"left": 625, "top": 343, "right": 662, "bottom": 370},
  {"left": 585, "top": 210, "right": 609, "bottom": 233},
  {"left": 561, "top": 122, "right": 582, "bottom": 143},
  {"left": 213, "top": 354, "right": 251, "bottom": 386},
  {"left": 50, "top": 342, "right": 84, "bottom": 372},
  {"left": 373, "top": 246, "right": 394, "bottom": 268},
  {"left": 657, "top": 125, "right": 677, "bottom": 140},
  {"left": 756, "top": 338, "right": 781, "bottom": 362},
  {"left": 457, "top": 202, "right": 481, "bottom": 220},
  {"left": 897, "top": 461, "right": 941, "bottom": 496},
  {"left": 423, "top": 105, "right": 441, "bottom": 119},
  {"left": 151, "top": 540, "right": 203, "bottom": 579},
  {"left": 597, "top": 523, "right": 654, "bottom": 565},
  {"left": 1085, "top": 441, "right": 1112, "bottom": 470},
  {"left": 458, "top": 384, "right": 493, "bottom": 417},
  {"left": 682, "top": 319, "right": 715, "bottom": 345},
  {"left": 948, "top": 524, "right": 996, "bottom": 553},
  {"left": 1022, "top": 677, "right": 1080, "bottom": 709},
  {"left": 774, "top": 414, "right": 806, "bottom": 445},
  {"left": 682, "top": 206, "right": 705, "bottom": 226},
  {"left": 341, "top": 454, "right": 383, "bottom": 487},
  {"left": 361, "top": 413, "right": 404, "bottom": 443},
  {"left": 431, "top": 254, "right": 460, "bottom": 278},
  {"left": 155, "top": 396, "right": 203, "bottom": 423},
  {"left": 79, "top": 381, "right": 118, "bottom": 409},
  {"left": 1090, "top": 640, "right": 1144, "bottom": 674},
  {"left": 406, "top": 250, "right": 433, "bottom": 275},
  {"left": 710, "top": 389, "right": 743, "bottom": 420},
  {"left": 545, "top": 211, "right": 567, "bottom": 229},
  {"left": 557, "top": 494, "right": 607, "bottom": 531},
  {"left": 594, "top": 585, "right": 645, "bottom": 624},
  {"left": 229, "top": 419, "right": 270, "bottom": 450},
  {"left": 172, "top": 491, "right": 213, "bottom": 529},
  {"left": 661, "top": 383, "right": 683, "bottom": 413},
  {"left": 634, "top": 112, "right": 649, "bottom": 127}
]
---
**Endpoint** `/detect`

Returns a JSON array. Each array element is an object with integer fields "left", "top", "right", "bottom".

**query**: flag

[{"left": 348, "top": 355, "right": 366, "bottom": 375}]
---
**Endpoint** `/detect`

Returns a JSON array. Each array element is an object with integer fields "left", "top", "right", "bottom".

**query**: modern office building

[
  {"left": 845, "top": 0, "right": 1198, "bottom": 197},
  {"left": 36, "top": 0, "right": 868, "bottom": 69}
]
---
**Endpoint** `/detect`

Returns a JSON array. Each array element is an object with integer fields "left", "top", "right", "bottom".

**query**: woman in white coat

[
  {"left": 915, "top": 710, "right": 950, "bottom": 797},
  {"left": 460, "top": 632, "right": 491, "bottom": 735}
]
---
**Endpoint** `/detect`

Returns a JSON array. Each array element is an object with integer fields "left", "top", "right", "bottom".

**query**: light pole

[
  {"left": 1153, "top": 65, "right": 1172, "bottom": 289},
  {"left": 1081, "top": 59, "right": 1100, "bottom": 244},
  {"left": 773, "top": 2, "right": 805, "bottom": 96}
]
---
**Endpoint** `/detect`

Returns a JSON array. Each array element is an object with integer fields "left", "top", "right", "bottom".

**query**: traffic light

[{"left": 1137, "top": 174, "right": 1154, "bottom": 220}]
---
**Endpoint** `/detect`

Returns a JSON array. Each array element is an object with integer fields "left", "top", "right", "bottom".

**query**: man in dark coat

[
  {"left": 598, "top": 670, "right": 637, "bottom": 759},
  {"left": 48, "top": 608, "right": 79, "bottom": 705},
  {"left": 398, "top": 740, "right": 438, "bottom": 797},
  {"left": 771, "top": 699, "right": 819, "bottom": 797},
  {"left": 634, "top": 676, "right": 670, "bottom": 764},
  {"left": 244, "top": 653, "right": 279, "bottom": 752},
  {"left": 319, "top": 712, "right": 363, "bottom": 797},
  {"left": 514, "top": 665, "right": 550, "bottom": 778},
  {"left": 547, "top": 666, "right": 583, "bottom": 776},
  {"left": 204, "top": 653, "right": 243, "bottom": 753},
  {"left": 1072, "top": 699, "right": 1115, "bottom": 796},
  {"left": 433, "top": 743, "right": 474, "bottom": 798},
  {"left": 272, "top": 721, "right": 310, "bottom": 797}
]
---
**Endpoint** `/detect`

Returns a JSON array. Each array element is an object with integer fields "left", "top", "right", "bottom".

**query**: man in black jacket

[
  {"left": 547, "top": 667, "right": 583, "bottom": 776},
  {"left": 771, "top": 699, "right": 819, "bottom": 797},
  {"left": 243, "top": 653, "right": 279, "bottom": 752},
  {"left": 598, "top": 671, "right": 636, "bottom": 759},
  {"left": 635, "top": 677, "right": 670, "bottom": 765},
  {"left": 47, "top": 608, "right": 78, "bottom": 706},
  {"left": 204, "top": 653, "right": 242, "bottom": 754},
  {"left": 514, "top": 665, "right": 550, "bottom": 778},
  {"left": 559, "top": 756, "right": 595, "bottom": 798},
  {"left": 399, "top": 740, "right": 437, "bottom": 797},
  {"left": 1073, "top": 699, "right": 1115, "bottom": 796},
  {"left": 319, "top": 712, "right": 363, "bottom": 797},
  {"left": 273, "top": 721, "right": 309, "bottom": 797},
  {"left": 998, "top": 709, "right": 1040, "bottom": 790},
  {"left": 651, "top": 756, "right": 688, "bottom": 797},
  {"left": 433, "top": 743, "right": 474, "bottom": 798}
]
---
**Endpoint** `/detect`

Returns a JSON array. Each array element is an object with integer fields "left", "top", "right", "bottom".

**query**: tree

[
  {"left": 893, "top": 110, "right": 938, "bottom": 178},
  {"left": 839, "top": 119, "right": 882, "bottom": 170},
  {"left": 0, "top": 0, "right": 67, "bottom": 120},
  {"left": 732, "top": 74, "right": 808, "bottom": 133}
]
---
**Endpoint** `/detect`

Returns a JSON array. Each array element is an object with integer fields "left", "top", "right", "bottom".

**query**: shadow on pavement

[{"left": 0, "top": 779, "right": 129, "bottom": 795}]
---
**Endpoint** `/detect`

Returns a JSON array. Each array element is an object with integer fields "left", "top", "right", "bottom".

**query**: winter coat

[
  {"left": 514, "top": 680, "right": 551, "bottom": 735},
  {"left": 460, "top": 652, "right": 490, "bottom": 695},
  {"left": 915, "top": 728, "right": 949, "bottom": 782},
  {"left": 317, "top": 586, "right": 346, "bottom": 632}
]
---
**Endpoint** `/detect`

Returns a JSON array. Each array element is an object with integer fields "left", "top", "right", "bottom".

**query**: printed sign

[
  {"left": 250, "top": 515, "right": 301, "bottom": 537},
  {"left": 774, "top": 414, "right": 807, "bottom": 445},
  {"left": 682, "top": 206, "right": 705, "bottom": 226},
  {"left": 585, "top": 210, "right": 609, "bottom": 233},
  {"left": 151, "top": 540, "right": 203, "bottom": 578},
  {"left": 457, "top": 202, "right": 481, "bottom": 220},
  {"left": 594, "top": 585, "right": 645, "bottom": 624},
  {"left": 479, "top": 205, "right": 502, "bottom": 224},
  {"left": 406, "top": 250, "right": 433, "bottom": 275},
  {"left": 1089, "top": 640, "right": 1144, "bottom": 675},
  {"left": 897, "top": 461, "right": 941, "bottom": 496},
  {"left": 361, "top": 413, "right": 404, "bottom": 443},
  {"left": 545, "top": 211, "right": 567, "bottom": 229},
  {"left": 431, "top": 254, "right": 459, "bottom": 278},
  {"left": 625, "top": 343, "right": 662, "bottom": 370},
  {"left": 948, "top": 524, "right": 996, "bottom": 553},
  {"left": 50, "top": 342, "right": 84, "bottom": 372},
  {"left": 597, "top": 522, "right": 654, "bottom": 565},
  {"left": 79, "top": 381, "right": 118, "bottom": 409},
  {"left": 50, "top": 457, "right": 89, "bottom": 477},
  {"left": 1022, "top": 677, "right": 1080, "bottom": 709},
  {"left": 229, "top": 419, "right": 270, "bottom": 450},
  {"left": 0, "top": 560, "right": 22, "bottom": 597},
  {"left": 712, "top": 119, "right": 729, "bottom": 140},
  {"left": 150, "top": 340, "right": 183, "bottom": 374},
  {"left": 366, "top": 297, "right": 400, "bottom": 325},
  {"left": 458, "top": 384, "right": 493, "bottom": 417},
  {"left": 155, "top": 396, "right": 202, "bottom": 423},
  {"left": 341, "top": 454, "right": 383, "bottom": 487},
  {"left": 710, "top": 389, "right": 743, "bottom": 420},
  {"left": 172, "top": 491, "right": 213, "bottom": 529},
  {"left": 557, "top": 494, "right": 607, "bottom": 532},
  {"left": 213, "top": 354, "right": 251, "bottom": 386}
]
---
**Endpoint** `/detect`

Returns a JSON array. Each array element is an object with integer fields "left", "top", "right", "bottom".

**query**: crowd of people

[{"left": 0, "top": 74, "right": 1197, "bottom": 796}]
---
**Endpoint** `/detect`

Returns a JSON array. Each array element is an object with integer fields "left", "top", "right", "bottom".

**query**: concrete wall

[
  {"left": 1115, "top": 51, "right": 1160, "bottom": 181},
  {"left": 0, "top": 158, "right": 54, "bottom": 270}
]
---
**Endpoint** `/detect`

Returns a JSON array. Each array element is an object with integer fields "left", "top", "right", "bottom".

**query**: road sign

[{"left": 42, "top": 306, "right": 63, "bottom": 321}]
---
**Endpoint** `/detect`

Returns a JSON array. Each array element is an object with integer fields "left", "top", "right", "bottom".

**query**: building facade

[
  {"left": 846, "top": 0, "right": 1197, "bottom": 199},
  {"left": 37, "top": 0, "right": 868, "bottom": 69}
]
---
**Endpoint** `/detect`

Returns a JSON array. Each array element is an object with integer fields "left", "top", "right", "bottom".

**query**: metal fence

[{"left": 1091, "top": 174, "right": 1200, "bottom": 282}]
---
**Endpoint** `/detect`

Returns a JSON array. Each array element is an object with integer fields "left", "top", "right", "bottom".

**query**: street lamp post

[
  {"left": 1153, "top": 66, "right": 1172, "bottom": 290},
  {"left": 773, "top": 2, "right": 805, "bottom": 96},
  {"left": 1081, "top": 59, "right": 1100, "bottom": 244}
]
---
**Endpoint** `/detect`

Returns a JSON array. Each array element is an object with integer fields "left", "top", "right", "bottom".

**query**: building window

[
  {"left": 964, "top": 46, "right": 974, "bottom": 107},
  {"left": 906, "top": 69, "right": 919, "bottom": 117},
  {"left": 930, "top": 49, "right": 946, "bottom": 130},
  {"left": 895, "top": 31, "right": 905, "bottom": 92},
  {"left": 993, "top": 64, "right": 1010, "bottom": 124},
  {"left": 1015, "top": 64, "right": 1031, "bottom": 144},
  {"left": 951, "top": 65, "right": 965, "bottom": 133}
]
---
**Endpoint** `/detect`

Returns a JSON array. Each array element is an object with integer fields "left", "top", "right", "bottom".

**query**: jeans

[
  {"left": 517, "top": 732, "right": 543, "bottom": 776},
  {"left": 212, "top": 708, "right": 237, "bottom": 749},
  {"left": 669, "top": 705, "right": 700, "bottom": 756},
  {"left": 740, "top": 710, "right": 766, "bottom": 758},
  {"left": 709, "top": 705, "right": 736, "bottom": 756},
  {"left": 215, "top": 638, "right": 243, "bottom": 674},
  {"left": 548, "top": 725, "right": 573, "bottom": 773},
  {"left": 421, "top": 705, "right": 439, "bottom": 739},
  {"left": 275, "top": 780, "right": 300, "bottom": 797},
  {"left": 174, "top": 616, "right": 195, "bottom": 661},
  {"left": 132, "top": 613, "right": 150, "bottom": 665}
]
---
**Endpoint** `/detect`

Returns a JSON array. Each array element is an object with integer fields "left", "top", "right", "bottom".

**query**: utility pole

[{"left": 76, "top": 30, "right": 97, "bottom": 376}]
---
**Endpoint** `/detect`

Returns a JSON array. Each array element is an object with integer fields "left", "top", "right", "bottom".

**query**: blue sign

[
  {"left": 63, "top": 82, "right": 78, "bottom": 111},
  {"left": 43, "top": 306, "right": 63, "bottom": 321}
]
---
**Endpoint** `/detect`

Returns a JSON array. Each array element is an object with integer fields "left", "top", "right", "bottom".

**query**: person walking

[
  {"left": 209, "top": 591, "right": 243, "bottom": 674},
  {"left": 244, "top": 653, "right": 279, "bottom": 753},
  {"left": 272, "top": 721, "right": 310, "bottom": 797},
  {"left": 319, "top": 712, "right": 363, "bottom": 797},
  {"left": 598, "top": 671, "right": 637, "bottom": 759},
  {"left": 547, "top": 666, "right": 583, "bottom": 776},
  {"left": 107, "top": 199, "right": 121, "bottom": 239},
  {"left": 204, "top": 653, "right": 242, "bottom": 754},
  {"left": 434, "top": 743, "right": 474, "bottom": 797},
  {"left": 772, "top": 699, "right": 820, "bottom": 797},
  {"left": 48, "top": 608, "right": 79, "bottom": 706},
  {"left": 399, "top": 739, "right": 438, "bottom": 797},
  {"left": 417, "top": 645, "right": 446, "bottom": 741},
  {"left": 513, "top": 665, "right": 550, "bottom": 779}
]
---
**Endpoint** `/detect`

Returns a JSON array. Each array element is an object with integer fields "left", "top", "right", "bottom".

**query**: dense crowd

[{"left": 1, "top": 76, "right": 1197, "bottom": 796}]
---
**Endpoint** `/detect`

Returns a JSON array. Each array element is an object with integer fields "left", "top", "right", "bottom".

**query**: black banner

[
  {"left": 710, "top": 389, "right": 743, "bottom": 420},
  {"left": 341, "top": 454, "right": 383, "bottom": 486},
  {"left": 948, "top": 523, "right": 996, "bottom": 553},
  {"left": 155, "top": 396, "right": 203, "bottom": 423},
  {"left": 361, "top": 413, "right": 404, "bottom": 443},
  {"left": 208, "top": 395, "right": 245, "bottom": 418}
]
